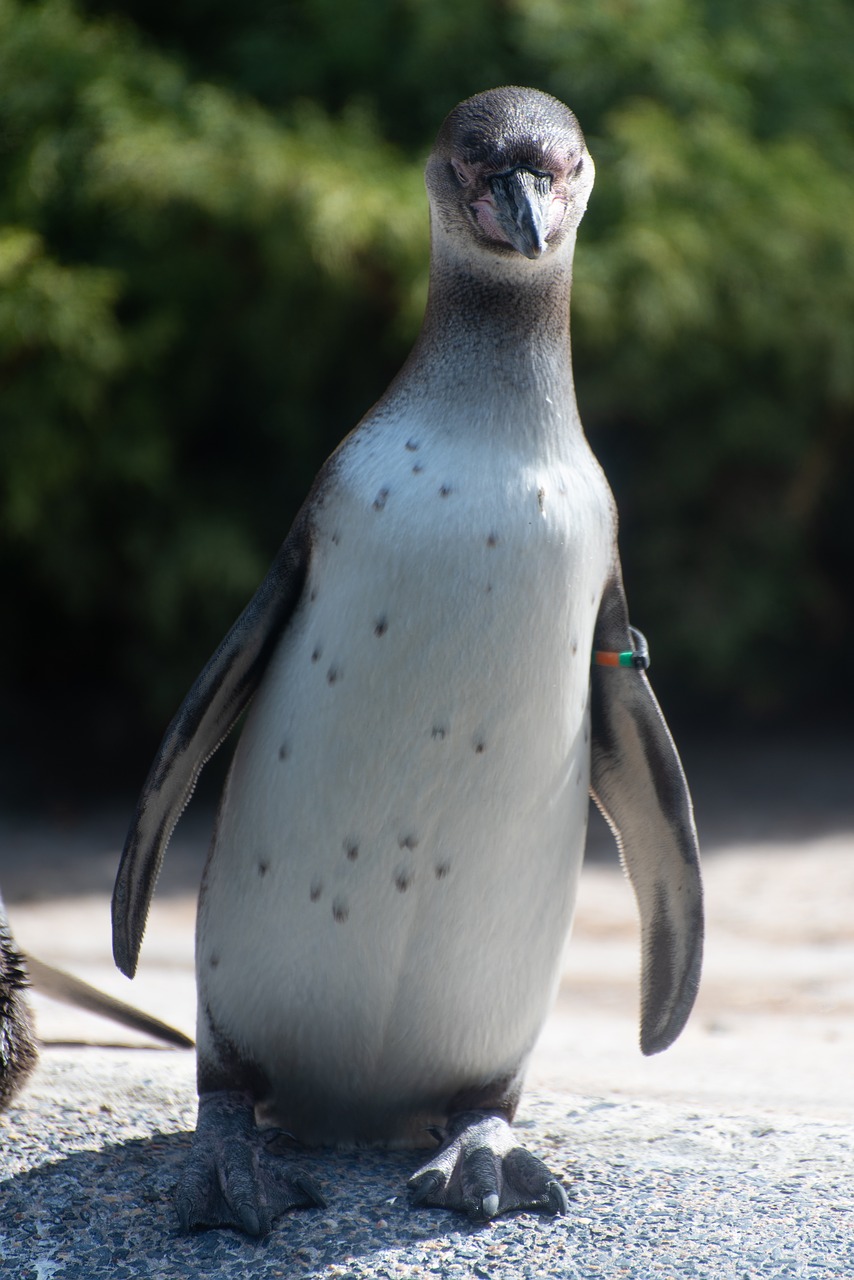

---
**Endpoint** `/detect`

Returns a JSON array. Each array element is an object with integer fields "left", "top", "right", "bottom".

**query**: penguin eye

[{"left": 450, "top": 161, "right": 471, "bottom": 187}]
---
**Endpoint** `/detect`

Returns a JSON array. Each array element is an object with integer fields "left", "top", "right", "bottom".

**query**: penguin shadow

[{"left": 1, "top": 1129, "right": 565, "bottom": 1272}]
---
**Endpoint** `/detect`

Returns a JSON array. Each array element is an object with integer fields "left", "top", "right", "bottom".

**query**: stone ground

[{"left": 0, "top": 736, "right": 852, "bottom": 1278}]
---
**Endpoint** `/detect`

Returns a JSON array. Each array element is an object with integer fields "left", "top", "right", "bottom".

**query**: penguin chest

[{"left": 198, "top": 427, "right": 614, "bottom": 1135}]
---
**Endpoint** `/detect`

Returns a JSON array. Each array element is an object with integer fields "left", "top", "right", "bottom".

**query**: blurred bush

[{"left": 1, "top": 0, "right": 852, "bottom": 802}]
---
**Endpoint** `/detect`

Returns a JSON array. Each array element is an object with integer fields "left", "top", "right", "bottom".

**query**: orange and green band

[
  {"left": 593, "top": 649, "right": 638, "bottom": 668},
  {"left": 592, "top": 626, "right": 650, "bottom": 671}
]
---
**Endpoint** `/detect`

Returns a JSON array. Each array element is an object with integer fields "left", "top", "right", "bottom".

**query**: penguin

[
  {"left": 0, "top": 893, "right": 38, "bottom": 1110},
  {"left": 0, "top": 888, "right": 192, "bottom": 1110},
  {"left": 112, "top": 86, "right": 703, "bottom": 1237}
]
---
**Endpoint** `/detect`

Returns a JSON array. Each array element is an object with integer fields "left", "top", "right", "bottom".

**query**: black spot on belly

[
  {"left": 374, "top": 617, "right": 388, "bottom": 637},
  {"left": 311, "top": 646, "right": 322, "bottom": 663},
  {"left": 278, "top": 743, "right": 290, "bottom": 761},
  {"left": 373, "top": 487, "right": 390, "bottom": 511},
  {"left": 310, "top": 589, "right": 318, "bottom": 603},
  {"left": 310, "top": 880, "right": 323, "bottom": 902},
  {"left": 331, "top": 532, "right": 341, "bottom": 545},
  {"left": 405, "top": 439, "right": 419, "bottom": 452},
  {"left": 398, "top": 834, "right": 419, "bottom": 850},
  {"left": 327, "top": 666, "right": 340, "bottom": 685},
  {"left": 344, "top": 840, "right": 359, "bottom": 862},
  {"left": 209, "top": 955, "right": 220, "bottom": 969},
  {"left": 395, "top": 870, "right": 412, "bottom": 893},
  {"left": 486, "top": 533, "right": 498, "bottom": 547},
  {"left": 431, "top": 725, "right": 447, "bottom": 741},
  {"left": 435, "top": 863, "right": 450, "bottom": 880},
  {"left": 258, "top": 860, "right": 269, "bottom": 877},
  {"left": 537, "top": 487, "right": 546, "bottom": 513},
  {"left": 571, "top": 638, "right": 578, "bottom": 656},
  {"left": 412, "top": 463, "right": 424, "bottom": 474},
  {"left": 332, "top": 898, "right": 349, "bottom": 923},
  {"left": 439, "top": 484, "right": 452, "bottom": 498},
  {"left": 473, "top": 738, "right": 486, "bottom": 754}
]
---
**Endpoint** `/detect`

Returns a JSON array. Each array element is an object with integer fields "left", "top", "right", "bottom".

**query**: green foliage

[
  {"left": 0, "top": 0, "right": 426, "bottom": 792},
  {"left": 1, "top": 0, "right": 852, "bottom": 798}
]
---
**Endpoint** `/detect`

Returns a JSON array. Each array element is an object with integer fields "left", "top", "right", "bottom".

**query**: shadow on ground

[{"left": 1, "top": 1130, "right": 559, "bottom": 1277}]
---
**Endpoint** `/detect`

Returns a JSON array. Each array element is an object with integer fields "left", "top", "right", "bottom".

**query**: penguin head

[{"left": 426, "top": 87, "right": 595, "bottom": 269}]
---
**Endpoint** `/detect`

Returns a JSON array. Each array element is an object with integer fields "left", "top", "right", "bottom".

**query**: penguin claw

[
  {"left": 409, "top": 1168, "right": 447, "bottom": 1205},
  {"left": 236, "top": 1203, "right": 264, "bottom": 1239},
  {"left": 546, "top": 1178, "right": 570, "bottom": 1216},
  {"left": 407, "top": 1112, "right": 569, "bottom": 1221},
  {"left": 464, "top": 1190, "right": 500, "bottom": 1221},
  {"left": 292, "top": 1172, "right": 327, "bottom": 1209}
]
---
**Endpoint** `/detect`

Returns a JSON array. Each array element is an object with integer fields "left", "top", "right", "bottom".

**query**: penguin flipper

[
  {"left": 112, "top": 516, "right": 311, "bottom": 978},
  {"left": 25, "top": 955, "right": 193, "bottom": 1048},
  {"left": 589, "top": 570, "right": 703, "bottom": 1055}
]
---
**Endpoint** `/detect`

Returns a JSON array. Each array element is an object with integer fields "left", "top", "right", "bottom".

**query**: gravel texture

[{"left": 3, "top": 1051, "right": 851, "bottom": 1280}]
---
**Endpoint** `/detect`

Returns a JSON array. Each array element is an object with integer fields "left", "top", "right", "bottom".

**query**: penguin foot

[
  {"left": 175, "top": 1091, "right": 326, "bottom": 1237},
  {"left": 407, "top": 1111, "right": 569, "bottom": 1221}
]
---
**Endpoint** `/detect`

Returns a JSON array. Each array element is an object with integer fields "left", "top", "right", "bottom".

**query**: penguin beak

[{"left": 487, "top": 167, "right": 553, "bottom": 260}]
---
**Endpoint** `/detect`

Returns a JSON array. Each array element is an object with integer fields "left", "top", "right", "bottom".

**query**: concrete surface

[{"left": 1, "top": 737, "right": 852, "bottom": 1277}]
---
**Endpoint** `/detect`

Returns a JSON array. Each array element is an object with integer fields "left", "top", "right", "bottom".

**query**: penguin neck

[{"left": 398, "top": 232, "right": 582, "bottom": 452}]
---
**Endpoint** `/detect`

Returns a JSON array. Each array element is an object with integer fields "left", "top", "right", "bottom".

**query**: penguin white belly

[{"left": 196, "top": 420, "right": 614, "bottom": 1144}]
